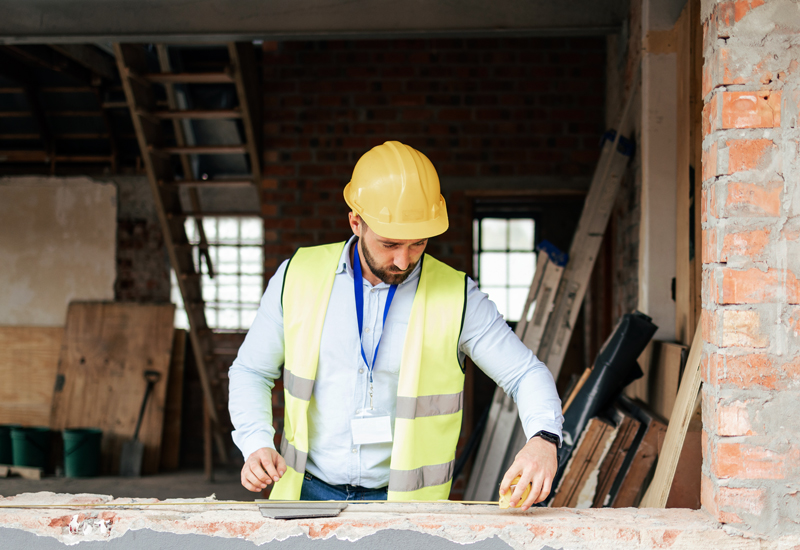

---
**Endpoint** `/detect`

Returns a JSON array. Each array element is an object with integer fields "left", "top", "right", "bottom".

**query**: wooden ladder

[
  {"left": 114, "top": 42, "right": 262, "bottom": 475},
  {"left": 464, "top": 79, "right": 638, "bottom": 502}
]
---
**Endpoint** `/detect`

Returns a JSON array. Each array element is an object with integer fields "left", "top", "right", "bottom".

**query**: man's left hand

[{"left": 499, "top": 436, "right": 558, "bottom": 510}]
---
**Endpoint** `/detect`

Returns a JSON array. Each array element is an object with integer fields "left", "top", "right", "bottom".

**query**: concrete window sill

[{"left": 1, "top": 493, "right": 795, "bottom": 549}]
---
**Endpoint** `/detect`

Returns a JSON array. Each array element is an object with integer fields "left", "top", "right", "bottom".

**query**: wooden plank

[
  {"left": 612, "top": 416, "right": 666, "bottom": 508},
  {"left": 145, "top": 71, "right": 234, "bottom": 84},
  {"left": 663, "top": 403, "right": 702, "bottom": 509},
  {"left": 149, "top": 108, "right": 242, "bottom": 120},
  {"left": 592, "top": 413, "right": 641, "bottom": 507},
  {"left": 49, "top": 44, "right": 117, "bottom": 82},
  {"left": 0, "top": 327, "right": 63, "bottom": 427},
  {"left": 551, "top": 417, "right": 618, "bottom": 508},
  {"left": 49, "top": 302, "right": 174, "bottom": 475},
  {"left": 562, "top": 367, "right": 591, "bottom": 414},
  {"left": 650, "top": 342, "right": 688, "bottom": 421},
  {"left": 160, "top": 329, "right": 186, "bottom": 471},
  {"left": 639, "top": 324, "right": 702, "bottom": 507},
  {"left": 153, "top": 144, "right": 248, "bottom": 155},
  {"left": 0, "top": 464, "right": 43, "bottom": 480}
]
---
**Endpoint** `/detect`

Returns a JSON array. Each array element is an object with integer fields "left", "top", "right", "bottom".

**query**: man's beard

[{"left": 360, "top": 238, "right": 417, "bottom": 285}]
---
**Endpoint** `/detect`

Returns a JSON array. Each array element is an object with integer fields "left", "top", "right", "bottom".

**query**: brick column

[{"left": 701, "top": 0, "right": 800, "bottom": 535}]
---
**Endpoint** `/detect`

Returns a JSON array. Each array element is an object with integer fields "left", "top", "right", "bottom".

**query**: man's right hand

[{"left": 241, "top": 447, "right": 287, "bottom": 492}]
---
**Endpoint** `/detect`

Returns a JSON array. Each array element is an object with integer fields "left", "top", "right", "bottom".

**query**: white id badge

[{"left": 351, "top": 408, "right": 393, "bottom": 445}]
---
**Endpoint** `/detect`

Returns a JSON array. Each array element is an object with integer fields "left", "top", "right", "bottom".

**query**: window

[
  {"left": 473, "top": 217, "right": 536, "bottom": 323},
  {"left": 172, "top": 216, "right": 263, "bottom": 331}
]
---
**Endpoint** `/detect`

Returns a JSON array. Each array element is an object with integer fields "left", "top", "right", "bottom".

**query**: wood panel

[
  {"left": 640, "top": 324, "right": 702, "bottom": 507},
  {"left": 650, "top": 342, "right": 688, "bottom": 421},
  {"left": 0, "top": 327, "right": 64, "bottom": 426},
  {"left": 592, "top": 413, "right": 641, "bottom": 507},
  {"left": 612, "top": 416, "right": 666, "bottom": 508},
  {"left": 551, "top": 417, "right": 618, "bottom": 508},
  {"left": 160, "top": 329, "right": 186, "bottom": 471},
  {"left": 50, "top": 302, "right": 174, "bottom": 475}
]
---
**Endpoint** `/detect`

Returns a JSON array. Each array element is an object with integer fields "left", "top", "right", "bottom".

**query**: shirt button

[
  {"left": 359, "top": 368, "right": 364, "bottom": 374},
  {"left": 365, "top": 327, "right": 370, "bottom": 333},
  {"left": 370, "top": 288, "right": 376, "bottom": 293},
  {"left": 352, "top": 448, "right": 357, "bottom": 453}
]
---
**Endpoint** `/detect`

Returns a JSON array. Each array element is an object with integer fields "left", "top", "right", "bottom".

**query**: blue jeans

[{"left": 299, "top": 472, "right": 388, "bottom": 501}]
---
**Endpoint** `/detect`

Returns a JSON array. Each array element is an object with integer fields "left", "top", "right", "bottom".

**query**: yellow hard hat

[{"left": 343, "top": 141, "right": 448, "bottom": 240}]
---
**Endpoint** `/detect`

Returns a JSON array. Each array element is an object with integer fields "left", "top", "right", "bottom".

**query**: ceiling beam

[
  {"left": 0, "top": 0, "right": 625, "bottom": 44},
  {"left": 50, "top": 44, "right": 117, "bottom": 82}
]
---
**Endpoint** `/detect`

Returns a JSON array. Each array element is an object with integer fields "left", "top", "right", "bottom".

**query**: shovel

[{"left": 119, "top": 370, "right": 161, "bottom": 477}]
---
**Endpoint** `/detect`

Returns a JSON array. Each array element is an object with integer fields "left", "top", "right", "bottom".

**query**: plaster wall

[
  {"left": 0, "top": 176, "right": 116, "bottom": 326},
  {"left": 639, "top": 0, "right": 681, "bottom": 341}
]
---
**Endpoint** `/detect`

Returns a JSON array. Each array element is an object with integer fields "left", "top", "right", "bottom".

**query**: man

[{"left": 229, "top": 141, "right": 563, "bottom": 509}]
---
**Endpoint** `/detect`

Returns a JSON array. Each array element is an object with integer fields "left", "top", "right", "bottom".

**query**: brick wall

[
  {"left": 260, "top": 36, "right": 606, "bottom": 280},
  {"left": 700, "top": 0, "right": 800, "bottom": 535},
  {"left": 114, "top": 176, "right": 171, "bottom": 303}
]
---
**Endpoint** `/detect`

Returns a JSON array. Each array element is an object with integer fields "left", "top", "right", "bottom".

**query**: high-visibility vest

[{"left": 270, "top": 241, "right": 467, "bottom": 501}]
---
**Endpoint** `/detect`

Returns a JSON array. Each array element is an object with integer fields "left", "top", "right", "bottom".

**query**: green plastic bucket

[
  {"left": 63, "top": 428, "right": 102, "bottom": 477},
  {"left": 0, "top": 424, "right": 20, "bottom": 465},
  {"left": 10, "top": 427, "right": 50, "bottom": 468}
]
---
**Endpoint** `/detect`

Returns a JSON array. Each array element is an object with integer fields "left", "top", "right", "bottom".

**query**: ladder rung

[
  {"left": 152, "top": 145, "right": 247, "bottom": 155},
  {"left": 144, "top": 71, "right": 234, "bottom": 84},
  {"left": 102, "top": 101, "right": 129, "bottom": 109},
  {"left": 160, "top": 179, "right": 254, "bottom": 187},
  {"left": 151, "top": 109, "right": 242, "bottom": 120},
  {"left": 167, "top": 211, "right": 262, "bottom": 219}
]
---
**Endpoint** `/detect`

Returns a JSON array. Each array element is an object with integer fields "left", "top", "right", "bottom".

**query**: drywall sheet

[
  {"left": 0, "top": 326, "right": 64, "bottom": 426},
  {"left": 0, "top": 177, "right": 116, "bottom": 326}
]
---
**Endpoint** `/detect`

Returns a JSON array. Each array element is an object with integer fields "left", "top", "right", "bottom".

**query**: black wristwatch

[{"left": 530, "top": 430, "right": 561, "bottom": 447}]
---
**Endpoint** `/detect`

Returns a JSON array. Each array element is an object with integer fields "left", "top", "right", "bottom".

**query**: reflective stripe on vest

[{"left": 272, "top": 242, "right": 466, "bottom": 501}]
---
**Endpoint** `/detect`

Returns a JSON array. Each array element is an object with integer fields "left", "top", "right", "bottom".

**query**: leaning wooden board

[
  {"left": 0, "top": 327, "right": 64, "bottom": 427},
  {"left": 50, "top": 302, "right": 175, "bottom": 475}
]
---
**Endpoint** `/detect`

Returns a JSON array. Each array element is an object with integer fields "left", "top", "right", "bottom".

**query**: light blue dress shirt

[{"left": 228, "top": 236, "right": 563, "bottom": 489}]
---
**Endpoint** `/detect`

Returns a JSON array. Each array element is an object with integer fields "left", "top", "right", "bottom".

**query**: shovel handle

[{"left": 132, "top": 371, "right": 162, "bottom": 441}]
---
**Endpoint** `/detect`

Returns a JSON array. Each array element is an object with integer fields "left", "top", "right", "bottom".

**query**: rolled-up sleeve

[
  {"left": 459, "top": 277, "right": 564, "bottom": 442},
  {"left": 228, "top": 260, "right": 288, "bottom": 460}
]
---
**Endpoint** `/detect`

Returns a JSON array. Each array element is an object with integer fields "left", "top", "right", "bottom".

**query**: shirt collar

[{"left": 336, "top": 235, "right": 422, "bottom": 288}]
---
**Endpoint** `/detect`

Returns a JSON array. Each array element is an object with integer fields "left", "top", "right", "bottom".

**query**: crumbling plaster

[{"left": 1, "top": 492, "right": 798, "bottom": 550}]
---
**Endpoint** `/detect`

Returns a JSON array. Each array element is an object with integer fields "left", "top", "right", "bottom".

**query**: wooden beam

[
  {"left": 4, "top": 45, "right": 100, "bottom": 87},
  {"left": 50, "top": 44, "right": 117, "bottom": 82},
  {"left": 160, "top": 179, "right": 254, "bottom": 187},
  {"left": 150, "top": 108, "right": 242, "bottom": 120},
  {"left": 675, "top": 3, "right": 692, "bottom": 346},
  {"left": 145, "top": 71, "right": 234, "bottom": 84},
  {"left": 153, "top": 144, "right": 248, "bottom": 155}
]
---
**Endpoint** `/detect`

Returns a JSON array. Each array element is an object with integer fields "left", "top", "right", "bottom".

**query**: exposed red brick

[
  {"left": 734, "top": 0, "right": 766, "bottom": 22},
  {"left": 723, "top": 181, "right": 782, "bottom": 217},
  {"left": 714, "top": 441, "right": 800, "bottom": 479},
  {"left": 726, "top": 139, "right": 775, "bottom": 174},
  {"left": 719, "top": 228, "right": 770, "bottom": 262},
  {"left": 703, "top": 93, "right": 719, "bottom": 135},
  {"left": 717, "top": 400, "right": 754, "bottom": 436},
  {"left": 703, "top": 228, "right": 719, "bottom": 263},
  {"left": 720, "top": 309, "right": 768, "bottom": 348},
  {"left": 720, "top": 268, "right": 800, "bottom": 304},
  {"left": 721, "top": 91, "right": 781, "bottom": 128},
  {"left": 715, "top": 354, "right": 800, "bottom": 390},
  {"left": 702, "top": 141, "right": 719, "bottom": 182}
]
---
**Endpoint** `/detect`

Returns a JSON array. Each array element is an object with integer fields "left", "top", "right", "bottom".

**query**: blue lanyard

[{"left": 353, "top": 244, "right": 397, "bottom": 382}]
